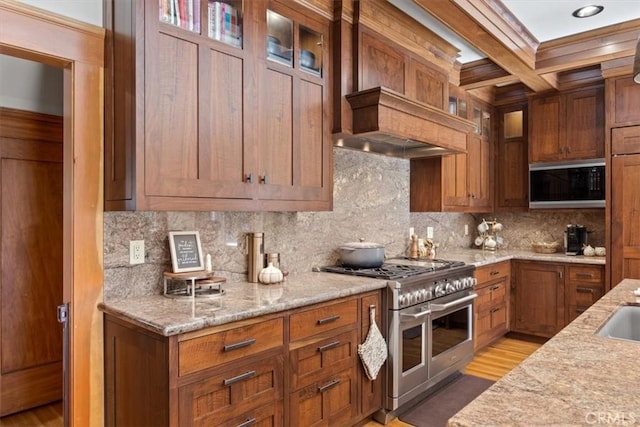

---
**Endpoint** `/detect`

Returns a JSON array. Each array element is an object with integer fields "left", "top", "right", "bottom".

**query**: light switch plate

[{"left": 427, "top": 227, "right": 434, "bottom": 239}]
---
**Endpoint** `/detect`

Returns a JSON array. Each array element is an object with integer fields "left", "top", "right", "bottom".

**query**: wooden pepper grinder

[{"left": 410, "top": 234, "right": 419, "bottom": 258}]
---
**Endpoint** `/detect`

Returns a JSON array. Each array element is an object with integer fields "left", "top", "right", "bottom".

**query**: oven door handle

[
  {"left": 430, "top": 292, "right": 478, "bottom": 312},
  {"left": 399, "top": 308, "right": 431, "bottom": 320}
]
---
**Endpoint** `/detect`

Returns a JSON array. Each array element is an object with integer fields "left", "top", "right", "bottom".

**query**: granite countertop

[
  {"left": 439, "top": 248, "right": 606, "bottom": 267},
  {"left": 100, "top": 248, "right": 605, "bottom": 337},
  {"left": 99, "top": 271, "right": 386, "bottom": 336},
  {"left": 448, "top": 278, "right": 640, "bottom": 427}
]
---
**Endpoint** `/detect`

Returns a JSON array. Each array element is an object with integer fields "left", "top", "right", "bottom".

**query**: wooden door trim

[{"left": 0, "top": 2, "right": 105, "bottom": 426}]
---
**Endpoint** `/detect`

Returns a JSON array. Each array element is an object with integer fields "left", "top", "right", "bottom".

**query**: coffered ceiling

[{"left": 389, "top": 0, "right": 640, "bottom": 94}]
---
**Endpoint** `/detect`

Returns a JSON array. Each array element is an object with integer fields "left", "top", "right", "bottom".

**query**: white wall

[{"left": 0, "top": 0, "right": 102, "bottom": 115}]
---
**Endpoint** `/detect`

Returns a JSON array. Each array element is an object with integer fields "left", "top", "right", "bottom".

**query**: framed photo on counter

[{"left": 168, "top": 231, "right": 204, "bottom": 273}]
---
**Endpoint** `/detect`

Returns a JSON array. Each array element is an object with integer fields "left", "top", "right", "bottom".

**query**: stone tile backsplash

[{"left": 103, "top": 148, "right": 605, "bottom": 299}]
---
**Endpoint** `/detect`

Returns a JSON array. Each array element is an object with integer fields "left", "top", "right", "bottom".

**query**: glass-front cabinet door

[
  {"left": 158, "top": 0, "right": 243, "bottom": 48},
  {"left": 266, "top": 7, "right": 323, "bottom": 76}
]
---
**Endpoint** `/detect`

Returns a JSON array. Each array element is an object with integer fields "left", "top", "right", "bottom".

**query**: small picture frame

[{"left": 168, "top": 231, "right": 204, "bottom": 273}]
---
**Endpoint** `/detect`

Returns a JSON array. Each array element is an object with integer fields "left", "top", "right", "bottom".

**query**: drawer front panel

[
  {"left": 567, "top": 265, "right": 603, "bottom": 283},
  {"left": 475, "top": 261, "right": 510, "bottom": 285},
  {"left": 179, "top": 318, "right": 284, "bottom": 376},
  {"left": 290, "top": 299, "right": 358, "bottom": 342},
  {"left": 178, "top": 355, "right": 284, "bottom": 426},
  {"left": 289, "top": 367, "right": 357, "bottom": 427},
  {"left": 290, "top": 329, "right": 357, "bottom": 391}
]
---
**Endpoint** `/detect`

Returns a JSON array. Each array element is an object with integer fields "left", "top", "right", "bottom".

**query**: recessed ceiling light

[{"left": 572, "top": 5, "right": 604, "bottom": 18}]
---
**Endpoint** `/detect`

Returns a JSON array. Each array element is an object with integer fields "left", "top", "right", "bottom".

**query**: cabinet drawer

[
  {"left": 215, "top": 401, "right": 283, "bottom": 427},
  {"left": 475, "top": 261, "right": 510, "bottom": 285},
  {"left": 475, "top": 280, "right": 506, "bottom": 312},
  {"left": 289, "top": 366, "right": 358, "bottom": 427},
  {"left": 290, "top": 299, "right": 358, "bottom": 342},
  {"left": 178, "top": 355, "right": 284, "bottom": 426},
  {"left": 567, "top": 265, "right": 603, "bottom": 284},
  {"left": 179, "top": 318, "right": 284, "bottom": 376},
  {"left": 290, "top": 329, "right": 357, "bottom": 391}
]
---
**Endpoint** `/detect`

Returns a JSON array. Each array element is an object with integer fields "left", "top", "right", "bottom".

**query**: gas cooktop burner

[{"left": 319, "top": 258, "right": 466, "bottom": 280}]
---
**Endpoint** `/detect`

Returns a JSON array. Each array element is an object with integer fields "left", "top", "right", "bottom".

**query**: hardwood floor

[
  {"left": 0, "top": 401, "right": 62, "bottom": 427},
  {"left": 362, "top": 334, "right": 545, "bottom": 427},
  {"left": 0, "top": 336, "right": 544, "bottom": 427}
]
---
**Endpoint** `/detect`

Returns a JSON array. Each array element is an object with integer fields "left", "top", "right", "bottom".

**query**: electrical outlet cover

[{"left": 130, "top": 240, "right": 145, "bottom": 265}]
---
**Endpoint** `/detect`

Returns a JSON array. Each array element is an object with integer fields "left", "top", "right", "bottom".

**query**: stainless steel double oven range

[{"left": 321, "top": 257, "right": 477, "bottom": 422}]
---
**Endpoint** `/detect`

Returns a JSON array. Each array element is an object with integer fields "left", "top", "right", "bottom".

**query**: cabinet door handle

[
  {"left": 318, "top": 340, "right": 340, "bottom": 353},
  {"left": 575, "top": 308, "right": 587, "bottom": 313},
  {"left": 490, "top": 307, "right": 499, "bottom": 313},
  {"left": 237, "top": 418, "right": 257, "bottom": 427},
  {"left": 245, "top": 173, "right": 254, "bottom": 183},
  {"left": 224, "top": 338, "right": 256, "bottom": 352},
  {"left": 318, "top": 379, "right": 340, "bottom": 393},
  {"left": 576, "top": 287, "right": 595, "bottom": 294},
  {"left": 576, "top": 273, "right": 593, "bottom": 279},
  {"left": 317, "top": 315, "right": 340, "bottom": 325},
  {"left": 558, "top": 270, "right": 563, "bottom": 279},
  {"left": 223, "top": 370, "right": 256, "bottom": 386},
  {"left": 259, "top": 175, "right": 268, "bottom": 184}
]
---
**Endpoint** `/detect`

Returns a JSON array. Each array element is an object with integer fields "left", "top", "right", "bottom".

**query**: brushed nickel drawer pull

[
  {"left": 317, "top": 315, "right": 340, "bottom": 325},
  {"left": 576, "top": 273, "right": 594, "bottom": 279},
  {"left": 223, "top": 370, "right": 256, "bottom": 386},
  {"left": 237, "top": 418, "right": 257, "bottom": 427},
  {"left": 490, "top": 285, "right": 500, "bottom": 291},
  {"left": 224, "top": 338, "right": 256, "bottom": 352},
  {"left": 318, "top": 341, "right": 340, "bottom": 352},
  {"left": 490, "top": 270, "right": 500, "bottom": 276},
  {"left": 576, "top": 308, "right": 587, "bottom": 313},
  {"left": 576, "top": 287, "right": 595, "bottom": 294},
  {"left": 318, "top": 379, "right": 340, "bottom": 393}
]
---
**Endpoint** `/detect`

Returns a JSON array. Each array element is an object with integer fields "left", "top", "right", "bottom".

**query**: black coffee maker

[{"left": 565, "top": 224, "right": 588, "bottom": 255}]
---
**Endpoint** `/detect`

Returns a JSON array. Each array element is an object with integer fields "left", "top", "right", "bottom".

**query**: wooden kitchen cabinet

[
  {"left": 410, "top": 96, "right": 493, "bottom": 212},
  {"left": 288, "top": 298, "right": 359, "bottom": 426},
  {"left": 104, "top": 0, "right": 332, "bottom": 211},
  {"left": 105, "top": 291, "right": 383, "bottom": 427},
  {"left": 605, "top": 76, "right": 640, "bottom": 127},
  {"left": 529, "top": 86, "right": 604, "bottom": 163},
  {"left": 611, "top": 150, "right": 640, "bottom": 287},
  {"left": 511, "top": 261, "right": 604, "bottom": 338},
  {"left": 512, "top": 261, "right": 565, "bottom": 337},
  {"left": 474, "top": 261, "right": 510, "bottom": 351},
  {"left": 495, "top": 103, "right": 529, "bottom": 211},
  {"left": 565, "top": 265, "right": 604, "bottom": 323}
]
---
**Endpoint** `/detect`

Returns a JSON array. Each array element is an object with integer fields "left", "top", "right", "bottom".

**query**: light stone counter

[
  {"left": 100, "top": 249, "right": 604, "bottom": 337},
  {"left": 439, "top": 248, "right": 605, "bottom": 267},
  {"left": 99, "top": 271, "right": 386, "bottom": 336},
  {"left": 448, "top": 278, "right": 640, "bottom": 427}
]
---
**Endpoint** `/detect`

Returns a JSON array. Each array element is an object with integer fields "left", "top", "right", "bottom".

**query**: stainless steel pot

[{"left": 339, "top": 239, "right": 385, "bottom": 268}]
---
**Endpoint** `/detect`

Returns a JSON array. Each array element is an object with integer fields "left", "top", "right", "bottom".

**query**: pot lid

[{"left": 341, "top": 239, "right": 384, "bottom": 249}]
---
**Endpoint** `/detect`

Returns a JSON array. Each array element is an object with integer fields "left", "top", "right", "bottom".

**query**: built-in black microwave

[{"left": 529, "top": 159, "right": 605, "bottom": 209}]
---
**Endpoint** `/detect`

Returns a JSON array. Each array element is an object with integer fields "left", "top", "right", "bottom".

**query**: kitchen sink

[{"left": 596, "top": 305, "right": 640, "bottom": 343}]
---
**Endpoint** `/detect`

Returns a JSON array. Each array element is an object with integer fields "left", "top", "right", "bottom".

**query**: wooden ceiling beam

[
  {"left": 535, "top": 19, "right": 640, "bottom": 74},
  {"left": 460, "top": 58, "right": 516, "bottom": 89},
  {"left": 412, "top": 0, "right": 553, "bottom": 92}
]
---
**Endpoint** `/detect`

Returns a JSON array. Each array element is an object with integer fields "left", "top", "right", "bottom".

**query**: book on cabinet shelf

[
  {"left": 159, "top": 0, "right": 201, "bottom": 33},
  {"left": 207, "top": 1, "right": 242, "bottom": 47}
]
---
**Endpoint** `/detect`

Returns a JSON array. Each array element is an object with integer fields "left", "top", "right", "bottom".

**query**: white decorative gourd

[{"left": 258, "top": 262, "right": 283, "bottom": 284}]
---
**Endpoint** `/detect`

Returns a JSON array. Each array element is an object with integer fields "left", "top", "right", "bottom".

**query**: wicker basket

[{"left": 531, "top": 242, "right": 560, "bottom": 254}]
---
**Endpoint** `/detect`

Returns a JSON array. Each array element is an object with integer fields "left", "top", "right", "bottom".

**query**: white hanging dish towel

[{"left": 358, "top": 305, "right": 388, "bottom": 381}]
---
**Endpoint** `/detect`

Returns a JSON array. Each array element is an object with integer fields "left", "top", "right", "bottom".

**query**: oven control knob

[
  {"left": 418, "top": 289, "right": 428, "bottom": 302},
  {"left": 399, "top": 294, "right": 408, "bottom": 307},
  {"left": 445, "top": 282, "right": 455, "bottom": 294},
  {"left": 452, "top": 279, "right": 462, "bottom": 290},
  {"left": 435, "top": 283, "right": 445, "bottom": 297}
]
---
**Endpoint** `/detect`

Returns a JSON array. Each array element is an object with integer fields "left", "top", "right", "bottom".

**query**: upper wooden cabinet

[
  {"left": 410, "top": 96, "right": 493, "bottom": 212},
  {"left": 104, "top": 0, "right": 332, "bottom": 211},
  {"left": 606, "top": 76, "right": 640, "bottom": 127},
  {"left": 495, "top": 103, "right": 528, "bottom": 211},
  {"left": 529, "top": 85, "right": 604, "bottom": 163}
]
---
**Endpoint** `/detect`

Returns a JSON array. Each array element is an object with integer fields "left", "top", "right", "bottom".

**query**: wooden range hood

[{"left": 337, "top": 87, "right": 476, "bottom": 159}]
